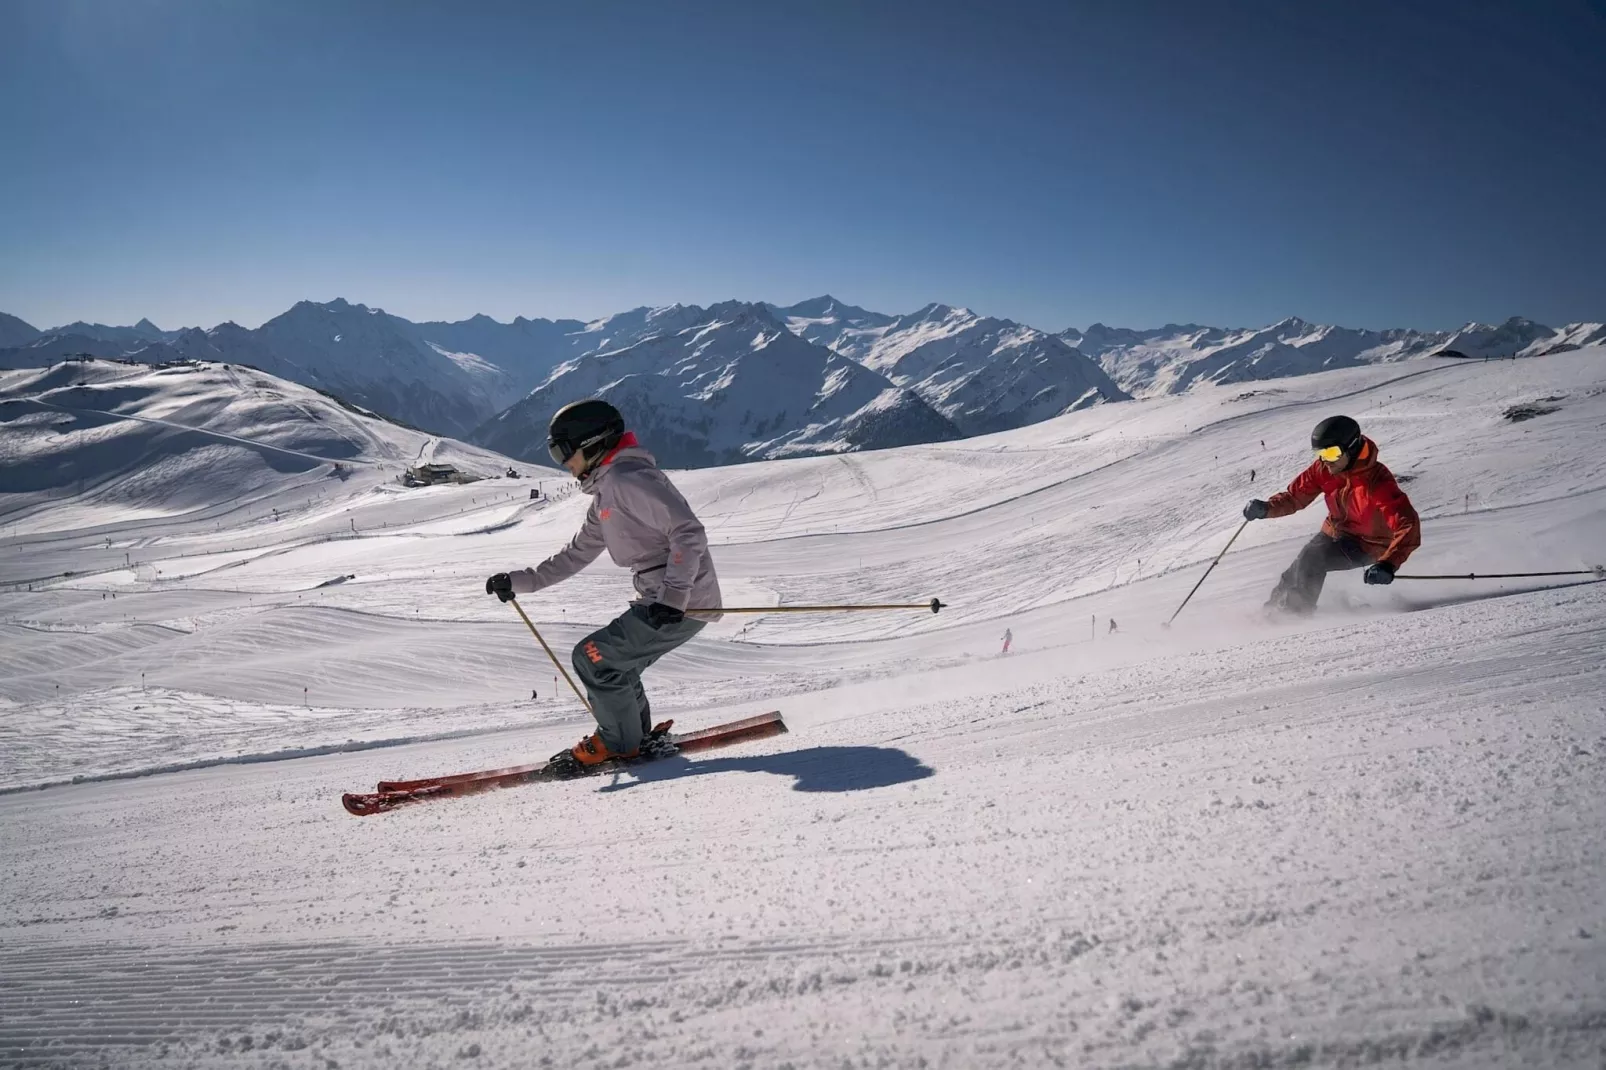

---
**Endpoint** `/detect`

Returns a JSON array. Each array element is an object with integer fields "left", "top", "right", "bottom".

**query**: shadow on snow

[{"left": 598, "top": 745, "right": 934, "bottom": 794}]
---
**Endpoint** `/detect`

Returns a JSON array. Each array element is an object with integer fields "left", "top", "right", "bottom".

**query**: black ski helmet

[
  {"left": 547, "top": 398, "right": 625, "bottom": 472},
  {"left": 1311, "top": 414, "right": 1363, "bottom": 456}
]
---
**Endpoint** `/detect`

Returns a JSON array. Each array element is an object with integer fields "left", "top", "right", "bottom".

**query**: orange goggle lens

[{"left": 1314, "top": 445, "right": 1345, "bottom": 462}]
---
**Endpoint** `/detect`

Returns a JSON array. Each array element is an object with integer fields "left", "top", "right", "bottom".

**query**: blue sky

[{"left": 3, "top": 0, "right": 1603, "bottom": 332}]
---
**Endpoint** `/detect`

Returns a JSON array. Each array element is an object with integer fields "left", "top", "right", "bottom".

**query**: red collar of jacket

[{"left": 598, "top": 431, "right": 638, "bottom": 469}]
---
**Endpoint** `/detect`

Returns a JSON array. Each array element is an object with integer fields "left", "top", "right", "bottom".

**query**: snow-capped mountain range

[
  {"left": 2, "top": 300, "right": 1600, "bottom": 467},
  {"left": 1065, "top": 315, "right": 1605, "bottom": 398},
  {"left": 0, "top": 301, "right": 593, "bottom": 437},
  {"left": 764, "top": 296, "right": 897, "bottom": 355},
  {"left": 849, "top": 303, "right": 1126, "bottom": 435},
  {"left": 473, "top": 301, "right": 962, "bottom": 468}
]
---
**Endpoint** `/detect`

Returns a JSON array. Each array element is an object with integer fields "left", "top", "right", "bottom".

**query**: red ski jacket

[{"left": 1266, "top": 437, "right": 1421, "bottom": 567}]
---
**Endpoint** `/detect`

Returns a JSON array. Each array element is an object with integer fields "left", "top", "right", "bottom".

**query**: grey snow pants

[
  {"left": 1266, "top": 532, "right": 1374, "bottom": 615},
  {"left": 572, "top": 605, "right": 705, "bottom": 754}
]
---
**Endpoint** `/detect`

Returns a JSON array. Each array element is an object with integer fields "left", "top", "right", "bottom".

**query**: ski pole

[
  {"left": 508, "top": 598, "right": 593, "bottom": 714},
  {"left": 1394, "top": 566, "right": 1604, "bottom": 581},
  {"left": 1163, "top": 520, "right": 1249, "bottom": 628},
  {"left": 685, "top": 598, "right": 947, "bottom": 615}
]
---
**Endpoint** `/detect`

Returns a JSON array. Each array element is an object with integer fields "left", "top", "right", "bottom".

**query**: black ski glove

[
  {"left": 485, "top": 573, "right": 516, "bottom": 603},
  {"left": 1363, "top": 561, "right": 1396, "bottom": 585},
  {"left": 644, "top": 602, "right": 685, "bottom": 628},
  {"left": 1243, "top": 499, "right": 1270, "bottom": 521}
]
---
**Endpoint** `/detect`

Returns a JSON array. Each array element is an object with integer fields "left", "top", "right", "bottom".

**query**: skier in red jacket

[{"left": 1243, "top": 415, "right": 1420, "bottom": 615}]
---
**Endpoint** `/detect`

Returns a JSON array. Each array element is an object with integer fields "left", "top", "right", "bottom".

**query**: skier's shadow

[{"left": 598, "top": 745, "right": 934, "bottom": 794}]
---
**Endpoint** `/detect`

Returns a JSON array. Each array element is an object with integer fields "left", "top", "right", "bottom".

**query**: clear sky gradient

[{"left": 3, "top": 0, "right": 1603, "bottom": 332}]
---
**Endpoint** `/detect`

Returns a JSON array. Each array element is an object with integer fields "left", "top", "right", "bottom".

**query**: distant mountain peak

[
  {"left": 777, "top": 294, "right": 842, "bottom": 316},
  {"left": 702, "top": 299, "right": 784, "bottom": 329},
  {"left": 775, "top": 294, "right": 882, "bottom": 321},
  {"left": 295, "top": 297, "right": 378, "bottom": 317},
  {"left": 0, "top": 311, "right": 42, "bottom": 348}
]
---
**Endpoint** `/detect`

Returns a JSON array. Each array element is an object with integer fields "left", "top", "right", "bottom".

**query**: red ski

[{"left": 341, "top": 711, "right": 786, "bottom": 816}]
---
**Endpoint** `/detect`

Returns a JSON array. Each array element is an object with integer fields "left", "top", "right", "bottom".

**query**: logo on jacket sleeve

[{"left": 599, "top": 508, "right": 612, "bottom": 521}]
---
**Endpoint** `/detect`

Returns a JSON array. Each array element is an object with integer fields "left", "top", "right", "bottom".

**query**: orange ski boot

[
  {"left": 547, "top": 731, "right": 655, "bottom": 779},
  {"left": 570, "top": 731, "right": 638, "bottom": 767}
]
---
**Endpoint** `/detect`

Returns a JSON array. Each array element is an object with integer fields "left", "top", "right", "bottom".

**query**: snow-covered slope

[
  {"left": 2, "top": 345, "right": 1604, "bottom": 1067},
  {"left": 471, "top": 301, "right": 961, "bottom": 467},
  {"left": 0, "top": 357, "right": 517, "bottom": 522},
  {"left": 854, "top": 303, "right": 1128, "bottom": 433}
]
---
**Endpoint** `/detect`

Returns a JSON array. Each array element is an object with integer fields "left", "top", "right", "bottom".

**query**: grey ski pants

[
  {"left": 1267, "top": 532, "right": 1374, "bottom": 615},
  {"left": 572, "top": 605, "right": 705, "bottom": 754}
]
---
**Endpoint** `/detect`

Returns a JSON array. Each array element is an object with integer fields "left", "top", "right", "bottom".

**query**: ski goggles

[
  {"left": 547, "top": 429, "right": 612, "bottom": 467},
  {"left": 1314, "top": 445, "right": 1346, "bottom": 462},
  {"left": 547, "top": 438, "right": 579, "bottom": 466}
]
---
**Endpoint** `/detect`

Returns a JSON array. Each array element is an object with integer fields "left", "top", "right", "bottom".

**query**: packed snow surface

[{"left": 1, "top": 350, "right": 1604, "bottom": 1068}]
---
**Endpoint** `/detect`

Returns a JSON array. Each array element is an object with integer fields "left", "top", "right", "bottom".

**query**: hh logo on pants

[{"left": 584, "top": 641, "right": 604, "bottom": 664}]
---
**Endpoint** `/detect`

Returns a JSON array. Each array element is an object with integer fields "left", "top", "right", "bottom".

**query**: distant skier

[
  {"left": 1243, "top": 415, "right": 1419, "bottom": 615},
  {"left": 485, "top": 399, "right": 721, "bottom": 773},
  {"left": 1108, "top": 618, "right": 1118, "bottom": 634},
  {"left": 1249, "top": 469, "right": 1256, "bottom": 483},
  {"left": 1000, "top": 628, "right": 1013, "bottom": 655}
]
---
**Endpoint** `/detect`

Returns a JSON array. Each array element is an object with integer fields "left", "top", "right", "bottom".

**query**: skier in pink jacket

[{"left": 485, "top": 400, "right": 722, "bottom": 774}]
